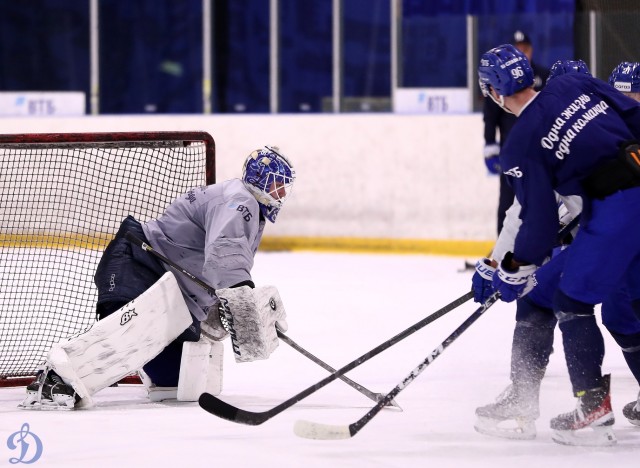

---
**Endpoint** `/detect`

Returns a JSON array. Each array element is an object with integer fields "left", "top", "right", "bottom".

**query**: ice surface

[{"left": 2, "top": 252, "right": 639, "bottom": 467}]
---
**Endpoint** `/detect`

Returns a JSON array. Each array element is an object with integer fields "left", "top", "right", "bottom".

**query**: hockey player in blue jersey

[
  {"left": 472, "top": 196, "right": 578, "bottom": 441},
  {"left": 20, "top": 146, "right": 296, "bottom": 410},
  {"left": 477, "top": 45, "right": 640, "bottom": 446},
  {"left": 474, "top": 61, "right": 582, "bottom": 439},
  {"left": 606, "top": 60, "right": 640, "bottom": 428},
  {"left": 472, "top": 60, "right": 588, "bottom": 442}
]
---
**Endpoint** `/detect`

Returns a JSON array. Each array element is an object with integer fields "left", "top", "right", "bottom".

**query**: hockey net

[{"left": 0, "top": 131, "right": 215, "bottom": 385}]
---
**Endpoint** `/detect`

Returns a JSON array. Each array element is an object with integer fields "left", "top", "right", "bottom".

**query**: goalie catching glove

[{"left": 213, "top": 285, "right": 288, "bottom": 363}]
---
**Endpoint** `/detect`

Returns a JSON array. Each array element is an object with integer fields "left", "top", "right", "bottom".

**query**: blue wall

[
  {"left": 0, "top": 0, "right": 576, "bottom": 114},
  {"left": 0, "top": 1, "right": 89, "bottom": 93},
  {"left": 99, "top": 0, "right": 203, "bottom": 114}
]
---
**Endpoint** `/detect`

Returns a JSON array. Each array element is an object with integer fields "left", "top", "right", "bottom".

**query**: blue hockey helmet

[
  {"left": 242, "top": 146, "right": 295, "bottom": 223},
  {"left": 547, "top": 59, "right": 591, "bottom": 83},
  {"left": 608, "top": 62, "right": 640, "bottom": 93},
  {"left": 478, "top": 44, "right": 534, "bottom": 101}
]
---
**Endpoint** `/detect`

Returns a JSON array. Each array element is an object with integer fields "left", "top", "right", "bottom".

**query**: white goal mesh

[{"left": 0, "top": 131, "right": 215, "bottom": 380}]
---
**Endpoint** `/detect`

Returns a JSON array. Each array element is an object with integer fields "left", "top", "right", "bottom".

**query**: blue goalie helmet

[
  {"left": 478, "top": 44, "right": 534, "bottom": 101},
  {"left": 608, "top": 62, "right": 640, "bottom": 93},
  {"left": 547, "top": 59, "right": 591, "bottom": 83},
  {"left": 242, "top": 146, "right": 295, "bottom": 223}
]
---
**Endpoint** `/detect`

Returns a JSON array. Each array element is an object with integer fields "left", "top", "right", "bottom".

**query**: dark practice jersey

[{"left": 500, "top": 74, "right": 640, "bottom": 265}]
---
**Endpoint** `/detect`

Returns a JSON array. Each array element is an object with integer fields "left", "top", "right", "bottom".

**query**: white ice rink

[{"left": 1, "top": 252, "right": 639, "bottom": 467}]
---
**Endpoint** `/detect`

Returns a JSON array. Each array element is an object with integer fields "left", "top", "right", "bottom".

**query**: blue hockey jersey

[{"left": 500, "top": 74, "right": 640, "bottom": 265}]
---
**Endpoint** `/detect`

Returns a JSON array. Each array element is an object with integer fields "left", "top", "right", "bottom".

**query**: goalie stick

[
  {"left": 197, "top": 290, "right": 473, "bottom": 425},
  {"left": 124, "top": 232, "right": 385, "bottom": 405},
  {"left": 293, "top": 292, "right": 501, "bottom": 439}
]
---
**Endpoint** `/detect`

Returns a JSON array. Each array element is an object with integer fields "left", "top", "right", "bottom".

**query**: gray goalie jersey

[{"left": 142, "top": 178, "right": 265, "bottom": 321}]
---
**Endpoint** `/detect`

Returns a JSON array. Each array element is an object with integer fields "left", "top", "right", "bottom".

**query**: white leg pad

[
  {"left": 177, "top": 339, "right": 224, "bottom": 401},
  {"left": 48, "top": 272, "right": 192, "bottom": 408}
]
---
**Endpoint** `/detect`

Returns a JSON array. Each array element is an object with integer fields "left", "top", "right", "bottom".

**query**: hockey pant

[
  {"left": 94, "top": 215, "right": 200, "bottom": 387},
  {"left": 553, "top": 187, "right": 640, "bottom": 393}
]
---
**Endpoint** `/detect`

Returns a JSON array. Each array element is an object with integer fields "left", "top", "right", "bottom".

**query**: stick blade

[
  {"left": 199, "top": 392, "right": 239, "bottom": 420},
  {"left": 198, "top": 392, "right": 269, "bottom": 426},
  {"left": 387, "top": 399, "right": 403, "bottom": 411},
  {"left": 293, "top": 420, "right": 354, "bottom": 440}
]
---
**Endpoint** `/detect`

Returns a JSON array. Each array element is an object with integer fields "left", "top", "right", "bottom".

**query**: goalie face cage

[{"left": 0, "top": 131, "right": 215, "bottom": 383}]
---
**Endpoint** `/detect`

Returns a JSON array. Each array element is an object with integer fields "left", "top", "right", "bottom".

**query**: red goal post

[{"left": 0, "top": 131, "right": 215, "bottom": 385}]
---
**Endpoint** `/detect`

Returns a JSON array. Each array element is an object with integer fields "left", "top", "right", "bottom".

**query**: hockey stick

[
  {"left": 198, "top": 290, "right": 474, "bottom": 425},
  {"left": 457, "top": 214, "right": 580, "bottom": 274},
  {"left": 124, "top": 232, "right": 386, "bottom": 405},
  {"left": 293, "top": 291, "right": 501, "bottom": 439},
  {"left": 557, "top": 213, "right": 580, "bottom": 244},
  {"left": 277, "top": 330, "right": 401, "bottom": 409}
]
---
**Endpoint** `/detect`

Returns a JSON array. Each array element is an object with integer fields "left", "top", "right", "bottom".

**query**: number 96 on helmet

[{"left": 477, "top": 43, "right": 534, "bottom": 109}]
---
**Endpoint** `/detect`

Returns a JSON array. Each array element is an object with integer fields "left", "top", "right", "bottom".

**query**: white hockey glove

[{"left": 216, "top": 285, "right": 287, "bottom": 363}]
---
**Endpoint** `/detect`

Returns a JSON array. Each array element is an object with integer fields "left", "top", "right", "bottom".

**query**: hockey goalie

[{"left": 20, "top": 145, "right": 295, "bottom": 409}]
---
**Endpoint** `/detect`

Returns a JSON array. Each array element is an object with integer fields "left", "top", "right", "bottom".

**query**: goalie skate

[
  {"left": 19, "top": 369, "right": 79, "bottom": 411},
  {"left": 474, "top": 384, "right": 538, "bottom": 440},
  {"left": 550, "top": 374, "right": 616, "bottom": 447}
]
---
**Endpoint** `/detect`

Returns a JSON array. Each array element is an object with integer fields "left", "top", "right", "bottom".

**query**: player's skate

[
  {"left": 19, "top": 368, "right": 79, "bottom": 410},
  {"left": 550, "top": 374, "right": 616, "bottom": 446},
  {"left": 474, "top": 383, "right": 539, "bottom": 440},
  {"left": 622, "top": 389, "right": 640, "bottom": 426}
]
